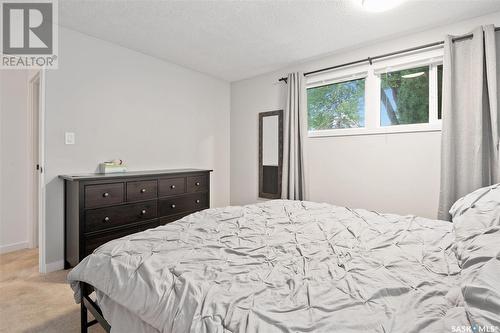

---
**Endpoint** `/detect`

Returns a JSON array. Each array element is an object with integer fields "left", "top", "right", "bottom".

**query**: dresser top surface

[{"left": 59, "top": 168, "right": 213, "bottom": 181}]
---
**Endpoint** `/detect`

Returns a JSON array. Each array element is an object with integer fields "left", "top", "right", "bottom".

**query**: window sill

[{"left": 308, "top": 123, "right": 442, "bottom": 138}]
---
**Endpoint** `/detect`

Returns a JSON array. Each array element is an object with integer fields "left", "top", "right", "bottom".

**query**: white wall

[
  {"left": 0, "top": 70, "right": 31, "bottom": 253},
  {"left": 230, "top": 12, "right": 500, "bottom": 219},
  {"left": 44, "top": 27, "right": 230, "bottom": 267}
]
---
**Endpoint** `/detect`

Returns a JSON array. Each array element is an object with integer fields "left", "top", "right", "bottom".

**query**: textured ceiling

[{"left": 59, "top": 0, "right": 500, "bottom": 81}]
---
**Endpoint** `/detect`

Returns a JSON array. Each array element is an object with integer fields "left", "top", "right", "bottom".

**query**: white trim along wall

[{"left": 0, "top": 241, "right": 30, "bottom": 254}]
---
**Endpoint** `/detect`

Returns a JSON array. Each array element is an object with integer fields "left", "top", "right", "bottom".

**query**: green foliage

[
  {"left": 307, "top": 66, "right": 437, "bottom": 130},
  {"left": 307, "top": 79, "right": 365, "bottom": 130},
  {"left": 380, "top": 66, "right": 429, "bottom": 125}
]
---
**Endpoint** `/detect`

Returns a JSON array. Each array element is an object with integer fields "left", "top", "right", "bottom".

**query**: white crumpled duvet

[{"left": 68, "top": 195, "right": 500, "bottom": 333}]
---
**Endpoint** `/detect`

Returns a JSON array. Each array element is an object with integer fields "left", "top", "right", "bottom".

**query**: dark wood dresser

[{"left": 60, "top": 169, "right": 212, "bottom": 268}]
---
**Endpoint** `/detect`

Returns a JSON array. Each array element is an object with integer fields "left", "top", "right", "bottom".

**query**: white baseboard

[
  {"left": 0, "top": 241, "right": 29, "bottom": 254},
  {"left": 43, "top": 260, "right": 65, "bottom": 273}
]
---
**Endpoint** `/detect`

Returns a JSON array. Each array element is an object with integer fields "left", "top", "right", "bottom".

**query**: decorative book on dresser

[{"left": 60, "top": 169, "right": 212, "bottom": 268}]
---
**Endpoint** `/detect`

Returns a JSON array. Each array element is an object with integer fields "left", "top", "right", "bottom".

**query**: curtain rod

[{"left": 278, "top": 26, "right": 500, "bottom": 83}]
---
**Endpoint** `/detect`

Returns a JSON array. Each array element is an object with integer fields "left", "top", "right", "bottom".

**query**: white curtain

[
  {"left": 438, "top": 25, "right": 500, "bottom": 220},
  {"left": 282, "top": 72, "right": 305, "bottom": 200}
]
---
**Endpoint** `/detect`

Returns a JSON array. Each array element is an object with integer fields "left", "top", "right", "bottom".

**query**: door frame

[{"left": 27, "top": 69, "right": 46, "bottom": 273}]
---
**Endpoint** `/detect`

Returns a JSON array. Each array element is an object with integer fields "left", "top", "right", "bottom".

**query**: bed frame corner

[{"left": 80, "top": 282, "right": 111, "bottom": 333}]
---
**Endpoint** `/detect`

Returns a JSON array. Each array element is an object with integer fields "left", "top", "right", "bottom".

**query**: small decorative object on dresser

[
  {"left": 60, "top": 169, "right": 212, "bottom": 268},
  {"left": 98, "top": 159, "right": 127, "bottom": 173}
]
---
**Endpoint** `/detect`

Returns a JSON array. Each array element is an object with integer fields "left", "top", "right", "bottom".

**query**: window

[
  {"left": 307, "top": 78, "right": 365, "bottom": 130},
  {"left": 380, "top": 66, "right": 430, "bottom": 126},
  {"left": 306, "top": 49, "right": 443, "bottom": 137}
]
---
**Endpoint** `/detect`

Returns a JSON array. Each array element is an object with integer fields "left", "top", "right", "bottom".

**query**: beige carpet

[{"left": 0, "top": 249, "right": 105, "bottom": 333}]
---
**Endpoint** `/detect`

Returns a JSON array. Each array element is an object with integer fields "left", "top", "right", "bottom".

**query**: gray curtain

[
  {"left": 438, "top": 25, "right": 500, "bottom": 220},
  {"left": 282, "top": 72, "right": 305, "bottom": 200}
]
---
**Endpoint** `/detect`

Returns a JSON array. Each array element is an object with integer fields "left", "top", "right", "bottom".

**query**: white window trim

[{"left": 306, "top": 46, "right": 444, "bottom": 138}]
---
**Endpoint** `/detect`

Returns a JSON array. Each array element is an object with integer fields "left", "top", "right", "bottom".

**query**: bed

[{"left": 68, "top": 184, "right": 500, "bottom": 333}]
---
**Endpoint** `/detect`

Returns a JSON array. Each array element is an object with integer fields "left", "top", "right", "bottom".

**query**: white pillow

[
  {"left": 449, "top": 183, "right": 500, "bottom": 220},
  {"left": 450, "top": 184, "right": 500, "bottom": 327}
]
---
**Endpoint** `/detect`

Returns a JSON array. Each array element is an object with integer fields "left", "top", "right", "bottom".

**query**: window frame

[
  {"left": 306, "top": 47, "right": 443, "bottom": 138},
  {"left": 307, "top": 75, "right": 368, "bottom": 131}
]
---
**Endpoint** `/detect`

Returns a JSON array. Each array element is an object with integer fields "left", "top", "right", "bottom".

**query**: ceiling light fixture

[
  {"left": 359, "top": 0, "right": 405, "bottom": 12},
  {"left": 401, "top": 72, "right": 425, "bottom": 79}
]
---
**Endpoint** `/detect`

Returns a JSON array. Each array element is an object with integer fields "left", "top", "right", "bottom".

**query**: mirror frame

[{"left": 259, "top": 110, "right": 283, "bottom": 199}]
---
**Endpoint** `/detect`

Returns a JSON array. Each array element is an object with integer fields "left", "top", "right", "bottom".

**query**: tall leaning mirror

[{"left": 259, "top": 110, "right": 283, "bottom": 199}]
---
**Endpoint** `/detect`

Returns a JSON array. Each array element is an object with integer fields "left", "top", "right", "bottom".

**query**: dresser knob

[
  {"left": 140, "top": 188, "right": 147, "bottom": 193},
  {"left": 103, "top": 216, "right": 110, "bottom": 222},
  {"left": 170, "top": 185, "right": 176, "bottom": 189},
  {"left": 195, "top": 182, "right": 200, "bottom": 186},
  {"left": 103, "top": 192, "right": 110, "bottom": 198},
  {"left": 141, "top": 209, "right": 147, "bottom": 215},
  {"left": 171, "top": 204, "right": 176, "bottom": 209},
  {"left": 195, "top": 199, "right": 200, "bottom": 204}
]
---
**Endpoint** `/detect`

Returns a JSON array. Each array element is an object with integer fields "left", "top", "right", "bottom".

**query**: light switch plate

[{"left": 65, "top": 132, "right": 75, "bottom": 145}]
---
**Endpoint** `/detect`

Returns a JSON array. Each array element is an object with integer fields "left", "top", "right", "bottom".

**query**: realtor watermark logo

[
  {"left": 1, "top": 0, "right": 58, "bottom": 68},
  {"left": 451, "top": 324, "right": 499, "bottom": 333}
]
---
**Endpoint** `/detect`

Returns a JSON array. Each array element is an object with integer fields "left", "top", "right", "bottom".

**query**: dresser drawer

[
  {"left": 187, "top": 175, "right": 208, "bottom": 193},
  {"left": 159, "top": 211, "right": 193, "bottom": 226},
  {"left": 85, "top": 183, "right": 124, "bottom": 208},
  {"left": 84, "top": 200, "right": 157, "bottom": 233},
  {"left": 159, "top": 177, "right": 186, "bottom": 197},
  {"left": 84, "top": 226, "right": 137, "bottom": 256},
  {"left": 137, "top": 219, "right": 163, "bottom": 231},
  {"left": 127, "top": 180, "right": 157, "bottom": 202},
  {"left": 159, "top": 193, "right": 208, "bottom": 216},
  {"left": 84, "top": 219, "right": 161, "bottom": 256}
]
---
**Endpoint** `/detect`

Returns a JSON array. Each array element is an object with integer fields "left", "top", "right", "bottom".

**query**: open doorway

[{"left": 0, "top": 69, "right": 45, "bottom": 271}]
